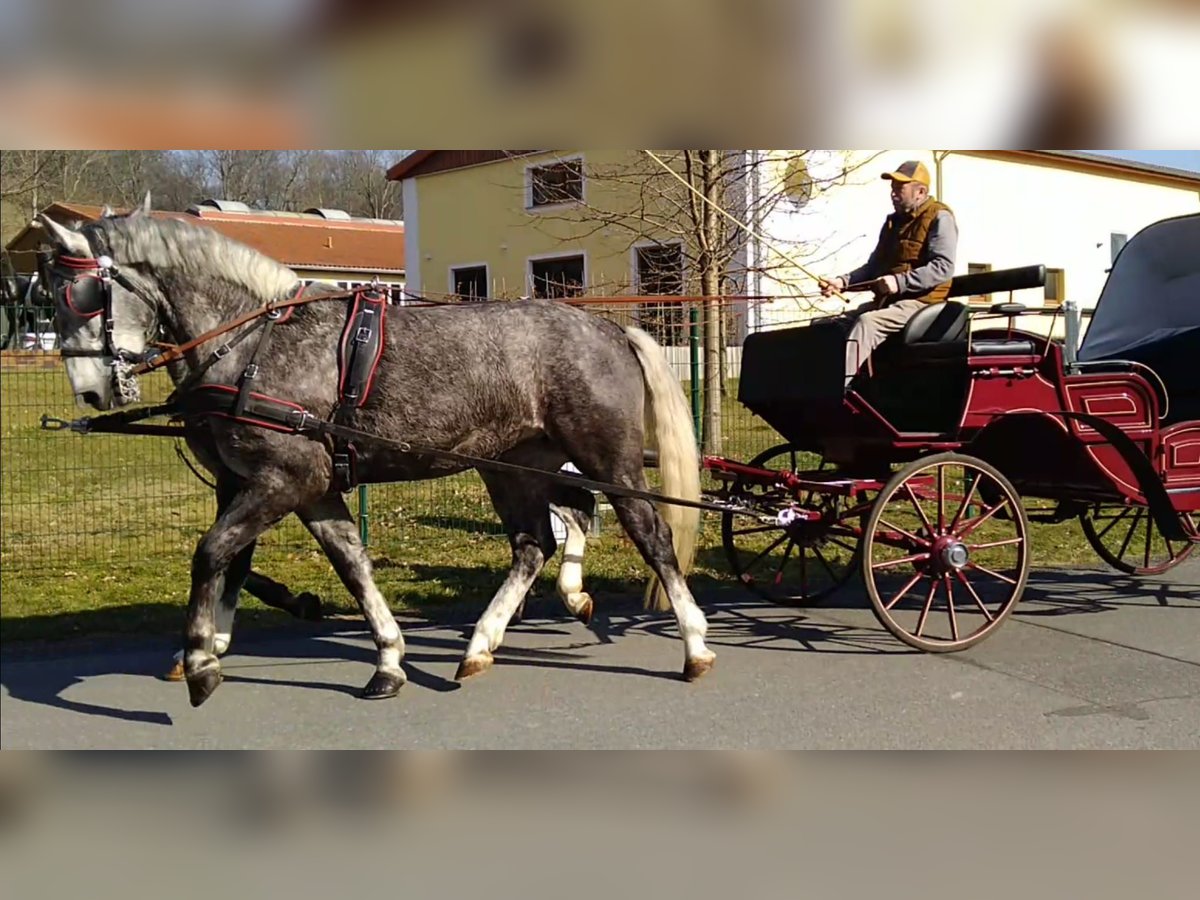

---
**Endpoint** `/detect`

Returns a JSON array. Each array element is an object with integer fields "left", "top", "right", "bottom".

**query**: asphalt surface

[{"left": 3, "top": 557, "right": 1198, "bottom": 748}]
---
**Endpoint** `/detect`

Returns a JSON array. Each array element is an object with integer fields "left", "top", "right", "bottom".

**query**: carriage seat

[{"left": 887, "top": 300, "right": 969, "bottom": 362}]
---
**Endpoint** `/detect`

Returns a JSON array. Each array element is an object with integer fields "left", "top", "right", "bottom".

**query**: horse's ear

[
  {"left": 126, "top": 190, "right": 151, "bottom": 219},
  {"left": 35, "top": 214, "right": 90, "bottom": 256}
]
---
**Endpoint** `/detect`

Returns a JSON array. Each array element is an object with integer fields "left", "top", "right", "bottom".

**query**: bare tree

[{"left": 512, "top": 149, "right": 877, "bottom": 454}]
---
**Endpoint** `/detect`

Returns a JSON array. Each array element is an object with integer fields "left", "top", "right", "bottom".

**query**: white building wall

[
  {"left": 753, "top": 150, "right": 1200, "bottom": 338},
  {"left": 941, "top": 152, "right": 1199, "bottom": 313}
]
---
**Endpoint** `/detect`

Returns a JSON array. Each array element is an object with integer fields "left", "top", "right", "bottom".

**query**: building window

[
  {"left": 451, "top": 265, "right": 489, "bottom": 301},
  {"left": 530, "top": 255, "right": 585, "bottom": 298},
  {"left": 967, "top": 262, "right": 993, "bottom": 304},
  {"left": 528, "top": 159, "right": 583, "bottom": 208},
  {"left": 1045, "top": 267, "right": 1066, "bottom": 306},
  {"left": 1110, "top": 232, "right": 1128, "bottom": 266},
  {"left": 636, "top": 243, "right": 686, "bottom": 346}
]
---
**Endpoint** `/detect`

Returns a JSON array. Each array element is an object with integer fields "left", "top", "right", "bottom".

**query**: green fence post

[
  {"left": 689, "top": 303, "right": 701, "bottom": 442},
  {"left": 358, "top": 484, "right": 369, "bottom": 546}
]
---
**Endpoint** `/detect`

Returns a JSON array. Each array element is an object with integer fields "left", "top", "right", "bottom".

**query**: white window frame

[
  {"left": 527, "top": 248, "right": 589, "bottom": 299},
  {"left": 525, "top": 154, "right": 586, "bottom": 212},
  {"left": 448, "top": 262, "right": 490, "bottom": 300},
  {"left": 631, "top": 238, "right": 686, "bottom": 295}
]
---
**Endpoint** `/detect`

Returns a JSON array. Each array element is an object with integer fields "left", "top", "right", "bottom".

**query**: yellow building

[{"left": 388, "top": 150, "right": 689, "bottom": 301}]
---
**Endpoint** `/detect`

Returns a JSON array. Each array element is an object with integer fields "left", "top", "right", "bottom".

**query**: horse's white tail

[{"left": 625, "top": 326, "right": 701, "bottom": 612}]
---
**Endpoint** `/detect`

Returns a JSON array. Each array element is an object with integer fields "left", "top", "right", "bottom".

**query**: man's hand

[
  {"left": 819, "top": 276, "right": 846, "bottom": 298},
  {"left": 871, "top": 274, "right": 899, "bottom": 298}
]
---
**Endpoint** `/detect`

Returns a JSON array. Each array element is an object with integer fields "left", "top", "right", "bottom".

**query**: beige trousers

[{"left": 843, "top": 298, "right": 928, "bottom": 384}]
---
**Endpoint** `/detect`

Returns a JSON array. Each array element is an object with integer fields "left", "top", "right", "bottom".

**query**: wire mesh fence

[{"left": 0, "top": 297, "right": 786, "bottom": 604}]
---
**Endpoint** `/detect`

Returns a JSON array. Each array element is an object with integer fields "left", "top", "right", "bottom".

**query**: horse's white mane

[{"left": 97, "top": 215, "right": 298, "bottom": 300}]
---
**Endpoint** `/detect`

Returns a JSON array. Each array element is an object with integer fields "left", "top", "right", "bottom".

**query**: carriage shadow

[{"left": 1015, "top": 567, "right": 1200, "bottom": 616}]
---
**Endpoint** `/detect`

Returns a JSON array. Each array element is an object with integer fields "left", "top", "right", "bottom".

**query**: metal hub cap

[{"left": 939, "top": 540, "right": 970, "bottom": 570}]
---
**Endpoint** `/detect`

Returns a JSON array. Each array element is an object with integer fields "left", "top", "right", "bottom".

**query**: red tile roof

[{"left": 4, "top": 202, "right": 404, "bottom": 275}]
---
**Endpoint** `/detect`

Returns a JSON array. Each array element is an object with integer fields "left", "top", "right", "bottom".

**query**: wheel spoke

[
  {"left": 1115, "top": 509, "right": 1143, "bottom": 562},
  {"left": 903, "top": 483, "right": 935, "bottom": 536},
  {"left": 968, "top": 537, "right": 1024, "bottom": 550},
  {"left": 743, "top": 531, "right": 790, "bottom": 571},
  {"left": 884, "top": 571, "right": 924, "bottom": 611},
  {"left": 955, "top": 570, "right": 995, "bottom": 621},
  {"left": 945, "top": 575, "right": 959, "bottom": 642},
  {"left": 872, "top": 551, "right": 931, "bottom": 570},
  {"left": 914, "top": 579, "right": 939, "bottom": 637},
  {"left": 878, "top": 517, "right": 932, "bottom": 548},
  {"left": 1095, "top": 506, "right": 1132, "bottom": 542},
  {"left": 1144, "top": 513, "right": 1153, "bottom": 569},
  {"left": 773, "top": 538, "right": 798, "bottom": 586},
  {"left": 731, "top": 524, "right": 782, "bottom": 537},
  {"left": 936, "top": 465, "right": 946, "bottom": 532},
  {"left": 812, "top": 544, "right": 838, "bottom": 581},
  {"left": 826, "top": 536, "right": 859, "bottom": 555},
  {"left": 949, "top": 474, "right": 981, "bottom": 532},
  {"left": 966, "top": 561, "right": 1017, "bottom": 585},
  {"left": 958, "top": 499, "right": 1010, "bottom": 539}
]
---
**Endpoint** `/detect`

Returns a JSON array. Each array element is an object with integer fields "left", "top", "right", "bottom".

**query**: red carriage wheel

[
  {"left": 862, "top": 452, "right": 1030, "bottom": 652},
  {"left": 1079, "top": 506, "right": 1196, "bottom": 576},
  {"left": 721, "top": 443, "right": 869, "bottom": 606}
]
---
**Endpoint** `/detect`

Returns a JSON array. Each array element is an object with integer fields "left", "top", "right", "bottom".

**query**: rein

[{"left": 132, "top": 284, "right": 360, "bottom": 375}]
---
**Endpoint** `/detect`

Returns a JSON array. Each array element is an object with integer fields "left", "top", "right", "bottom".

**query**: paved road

[{"left": 3, "top": 558, "right": 1198, "bottom": 748}]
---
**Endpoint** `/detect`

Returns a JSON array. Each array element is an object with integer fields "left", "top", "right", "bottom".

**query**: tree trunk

[{"left": 700, "top": 150, "right": 723, "bottom": 455}]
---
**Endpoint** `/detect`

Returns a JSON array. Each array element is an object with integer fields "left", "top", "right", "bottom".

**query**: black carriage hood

[{"left": 1078, "top": 212, "right": 1200, "bottom": 362}]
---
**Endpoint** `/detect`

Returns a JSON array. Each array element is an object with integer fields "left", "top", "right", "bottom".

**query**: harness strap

[
  {"left": 232, "top": 312, "right": 281, "bottom": 418},
  {"left": 44, "top": 399, "right": 746, "bottom": 517},
  {"left": 331, "top": 289, "right": 389, "bottom": 491},
  {"left": 133, "top": 284, "right": 358, "bottom": 376}
]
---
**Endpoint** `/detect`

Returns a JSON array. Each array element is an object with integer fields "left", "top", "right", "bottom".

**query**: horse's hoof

[
  {"left": 294, "top": 592, "right": 323, "bottom": 622},
  {"left": 187, "top": 668, "right": 223, "bottom": 707},
  {"left": 455, "top": 652, "right": 494, "bottom": 681},
  {"left": 162, "top": 660, "right": 185, "bottom": 682},
  {"left": 362, "top": 670, "right": 406, "bottom": 700},
  {"left": 683, "top": 655, "right": 715, "bottom": 682},
  {"left": 575, "top": 593, "right": 594, "bottom": 626}
]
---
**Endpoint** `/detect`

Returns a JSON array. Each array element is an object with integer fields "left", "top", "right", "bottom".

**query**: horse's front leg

[
  {"left": 164, "top": 537, "right": 256, "bottom": 682},
  {"left": 184, "top": 485, "right": 296, "bottom": 707},
  {"left": 297, "top": 494, "right": 406, "bottom": 699}
]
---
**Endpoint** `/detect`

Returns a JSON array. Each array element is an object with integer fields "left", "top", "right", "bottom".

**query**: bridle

[{"left": 38, "top": 249, "right": 159, "bottom": 404}]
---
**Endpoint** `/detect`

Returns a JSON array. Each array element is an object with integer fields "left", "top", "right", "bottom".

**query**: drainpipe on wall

[{"left": 933, "top": 150, "right": 952, "bottom": 200}]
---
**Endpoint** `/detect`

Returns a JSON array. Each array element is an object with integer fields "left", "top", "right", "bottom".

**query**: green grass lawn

[{"left": 1, "top": 364, "right": 1101, "bottom": 644}]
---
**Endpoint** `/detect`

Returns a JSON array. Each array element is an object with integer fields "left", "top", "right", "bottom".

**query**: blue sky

[{"left": 1091, "top": 150, "right": 1200, "bottom": 173}]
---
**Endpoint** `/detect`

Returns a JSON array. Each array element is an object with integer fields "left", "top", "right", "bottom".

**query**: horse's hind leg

[
  {"left": 244, "top": 569, "right": 322, "bottom": 621},
  {"left": 607, "top": 493, "right": 715, "bottom": 681},
  {"left": 296, "top": 494, "right": 406, "bottom": 700},
  {"left": 458, "top": 472, "right": 556, "bottom": 681},
  {"left": 549, "top": 484, "right": 596, "bottom": 625}
]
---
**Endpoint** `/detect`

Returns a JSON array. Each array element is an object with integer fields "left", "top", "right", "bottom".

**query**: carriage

[
  {"left": 33, "top": 203, "right": 1200, "bottom": 700},
  {"left": 707, "top": 212, "right": 1200, "bottom": 651}
]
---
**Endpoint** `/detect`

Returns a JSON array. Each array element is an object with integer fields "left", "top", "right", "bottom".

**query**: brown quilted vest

[{"left": 878, "top": 197, "right": 954, "bottom": 303}]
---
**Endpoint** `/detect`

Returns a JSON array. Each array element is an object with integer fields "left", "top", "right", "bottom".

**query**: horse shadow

[{"left": 5, "top": 559, "right": 1195, "bottom": 725}]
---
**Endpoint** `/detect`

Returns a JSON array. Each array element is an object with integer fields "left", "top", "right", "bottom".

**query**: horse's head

[{"left": 36, "top": 194, "right": 159, "bottom": 410}]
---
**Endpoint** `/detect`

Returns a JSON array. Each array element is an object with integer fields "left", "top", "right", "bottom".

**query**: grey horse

[{"left": 37, "top": 203, "right": 712, "bottom": 708}]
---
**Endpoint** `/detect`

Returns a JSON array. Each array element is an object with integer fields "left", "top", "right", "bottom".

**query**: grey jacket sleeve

[
  {"left": 896, "top": 210, "right": 957, "bottom": 296},
  {"left": 840, "top": 222, "right": 890, "bottom": 287}
]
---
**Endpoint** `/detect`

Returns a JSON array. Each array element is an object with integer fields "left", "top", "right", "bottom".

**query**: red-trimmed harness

[{"left": 43, "top": 251, "right": 390, "bottom": 490}]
